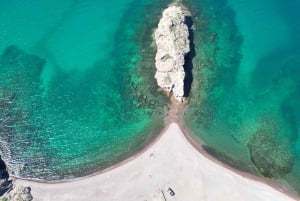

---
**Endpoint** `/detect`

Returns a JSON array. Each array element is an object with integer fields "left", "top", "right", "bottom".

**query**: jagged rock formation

[
  {"left": 154, "top": 5, "right": 190, "bottom": 102},
  {"left": 1, "top": 186, "right": 33, "bottom": 201},
  {"left": 0, "top": 156, "right": 12, "bottom": 197},
  {"left": 0, "top": 156, "right": 32, "bottom": 201}
]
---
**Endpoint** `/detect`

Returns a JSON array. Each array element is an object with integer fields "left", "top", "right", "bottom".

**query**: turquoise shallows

[
  {"left": 184, "top": 0, "right": 300, "bottom": 194},
  {"left": 0, "top": 0, "right": 169, "bottom": 180},
  {"left": 1, "top": 0, "right": 300, "bottom": 195}
]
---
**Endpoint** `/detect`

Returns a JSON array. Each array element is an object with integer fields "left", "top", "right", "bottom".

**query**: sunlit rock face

[{"left": 154, "top": 5, "right": 190, "bottom": 102}]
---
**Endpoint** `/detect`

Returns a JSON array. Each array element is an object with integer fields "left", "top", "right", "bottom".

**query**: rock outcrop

[
  {"left": 0, "top": 156, "right": 32, "bottom": 201},
  {"left": 2, "top": 186, "right": 33, "bottom": 201},
  {"left": 0, "top": 156, "right": 12, "bottom": 197},
  {"left": 154, "top": 5, "right": 190, "bottom": 102}
]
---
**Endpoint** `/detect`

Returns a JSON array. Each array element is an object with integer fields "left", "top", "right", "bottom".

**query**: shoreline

[
  {"left": 178, "top": 118, "right": 300, "bottom": 200},
  {"left": 10, "top": 101, "right": 182, "bottom": 184},
  {"left": 10, "top": 119, "right": 170, "bottom": 184},
  {"left": 177, "top": 104, "right": 300, "bottom": 200},
  {"left": 1, "top": 1, "right": 299, "bottom": 200},
  {"left": 12, "top": 104, "right": 300, "bottom": 201}
]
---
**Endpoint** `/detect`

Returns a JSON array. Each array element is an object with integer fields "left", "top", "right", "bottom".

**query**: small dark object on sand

[{"left": 167, "top": 187, "right": 175, "bottom": 196}]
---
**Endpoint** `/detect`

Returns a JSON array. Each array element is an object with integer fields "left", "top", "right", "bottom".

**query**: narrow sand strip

[{"left": 15, "top": 123, "right": 298, "bottom": 201}]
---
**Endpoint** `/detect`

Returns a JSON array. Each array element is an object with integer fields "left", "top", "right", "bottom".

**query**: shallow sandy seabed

[{"left": 15, "top": 123, "right": 299, "bottom": 201}]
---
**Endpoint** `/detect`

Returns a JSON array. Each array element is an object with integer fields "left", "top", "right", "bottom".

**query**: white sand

[{"left": 16, "top": 123, "right": 298, "bottom": 201}]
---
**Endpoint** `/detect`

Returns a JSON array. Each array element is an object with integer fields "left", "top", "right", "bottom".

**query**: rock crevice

[{"left": 154, "top": 5, "right": 191, "bottom": 102}]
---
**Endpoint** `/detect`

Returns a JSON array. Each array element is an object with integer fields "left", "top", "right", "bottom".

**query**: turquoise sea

[
  {"left": 0, "top": 0, "right": 170, "bottom": 180},
  {"left": 0, "top": 0, "right": 300, "bottom": 195},
  {"left": 184, "top": 0, "right": 300, "bottom": 194}
]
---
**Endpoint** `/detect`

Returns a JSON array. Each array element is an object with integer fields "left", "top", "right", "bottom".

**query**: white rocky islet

[{"left": 154, "top": 5, "right": 190, "bottom": 102}]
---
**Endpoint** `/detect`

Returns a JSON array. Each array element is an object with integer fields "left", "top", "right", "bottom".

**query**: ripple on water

[{"left": 0, "top": 0, "right": 170, "bottom": 180}]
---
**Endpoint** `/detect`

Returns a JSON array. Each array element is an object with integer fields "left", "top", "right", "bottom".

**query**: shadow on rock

[
  {"left": 183, "top": 15, "right": 195, "bottom": 98},
  {"left": 0, "top": 156, "right": 13, "bottom": 196}
]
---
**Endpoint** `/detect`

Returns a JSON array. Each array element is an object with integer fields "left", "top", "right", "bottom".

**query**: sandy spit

[{"left": 15, "top": 123, "right": 299, "bottom": 201}]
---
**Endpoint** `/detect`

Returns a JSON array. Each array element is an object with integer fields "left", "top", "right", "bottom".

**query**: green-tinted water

[
  {"left": 1, "top": 0, "right": 300, "bottom": 195},
  {"left": 0, "top": 0, "right": 170, "bottom": 180},
  {"left": 184, "top": 0, "right": 300, "bottom": 194}
]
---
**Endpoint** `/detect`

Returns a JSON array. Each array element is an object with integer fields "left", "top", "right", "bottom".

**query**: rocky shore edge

[{"left": 0, "top": 156, "right": 32, "bottom": 201}]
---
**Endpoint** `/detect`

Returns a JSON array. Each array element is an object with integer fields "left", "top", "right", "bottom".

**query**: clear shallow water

[
  {"left": 0, "top": 0, "right": 170, "bottom": 180},
  {"left": 1, "top": 0, "right": 300, "bottom": 195},
  {"left": 184, "top": 0, "right": 300, "bottom": 194}
]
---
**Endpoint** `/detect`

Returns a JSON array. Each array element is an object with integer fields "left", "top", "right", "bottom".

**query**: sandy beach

[{"left": 15, "top": 123, "right": 298, "bottom": 201}]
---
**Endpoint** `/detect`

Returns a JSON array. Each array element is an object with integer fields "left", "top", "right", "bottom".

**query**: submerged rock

[
  {"left": 154, "top": 5, "right": 190, "bottom": 102},
  {"left": 247, "top": 117, "right": 294, "bottom": 178}
]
